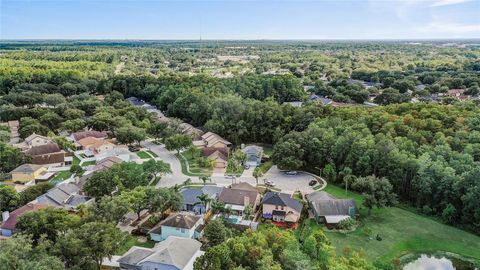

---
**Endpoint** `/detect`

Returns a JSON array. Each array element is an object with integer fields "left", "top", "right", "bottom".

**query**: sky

[{"left": 0, "top": 0, "right": 479, "bottom": 40}]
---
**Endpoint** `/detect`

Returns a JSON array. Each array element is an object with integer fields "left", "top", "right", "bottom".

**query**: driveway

[
  {"left": 140, "top": 141, "right": 188, "bottom": 188},
  {"left": 263, "top": 166, "right": 319, "bottom": 194}
]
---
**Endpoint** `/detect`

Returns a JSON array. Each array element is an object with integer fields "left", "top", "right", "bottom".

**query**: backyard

[
  {"left": 300, "top": 185, "right": 480, "bottom": 265},
  {"left": 115, "top": 233, "right": 156, "bottom": 255}
]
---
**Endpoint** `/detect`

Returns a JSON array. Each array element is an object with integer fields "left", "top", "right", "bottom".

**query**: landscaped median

[
  {"left": 175, "top": 152, "right": 212, "bottom": 177},
  {"left": 300, "top": 184, "right": 480, "bottom": 265}
]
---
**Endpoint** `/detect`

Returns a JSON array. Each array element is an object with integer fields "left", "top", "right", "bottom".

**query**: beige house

[
  {"left": 10, "top": 164, "right": 47, "bottom": 183},
  {"left": 218, "top": 182, "right": 260, "bottom": 216},
  {"left": 201, "top": 147, "right": 228, "bottom": 168},
  {"left": 262, "top": 192, "right": 303, "bottom": 225},
  {"left": 78, "top": 137, "right": 115, "bottom": 154},
  {"left": 24, "top": 133, "right": 53, "bottom": 147},
  {"left": 193, "top": 132, "right": 231, "bottom": 149}
]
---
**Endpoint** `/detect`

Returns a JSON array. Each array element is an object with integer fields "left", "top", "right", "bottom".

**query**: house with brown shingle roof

[
  {"left": 218, "top": 182, "right": 260, "bottom": 216},
  {"left": 306, "top": 191, "right": 357, "bottom": 228},
  {"left": 149, "top": 212, "right": 204, "bottom": 242},
  {"left": 201, "top": 147, "right": 229, "bottom": 168},
  {"left": 78, "top": 137, "right": 115, "bottom": 154},
  {"left": 1, "top": 203, "right": 47, "bottom": 236},
  {"left": 193, "top": 132, "right": 231, "bottom": 149},
  {"left": 25, "top": 143, "right": 65, "bottom": 165}
]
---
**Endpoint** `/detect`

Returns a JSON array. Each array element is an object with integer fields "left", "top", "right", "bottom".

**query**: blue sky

[{"left": 1, "top": 0, "right": 479, "bottom": 39}]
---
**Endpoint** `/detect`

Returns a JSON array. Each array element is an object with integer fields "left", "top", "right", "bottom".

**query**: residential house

[
  {"left": 282, "top": 101, "right": 303, "bottom": 107},
  {"left": 25, "top": 143, "right": 65, "bottom": 165},
  {"left": 149, "top": 212, "right": 204, "bottom": 242},
  {"left": 78, "top": 137, "right": 115, "bottom": 154},
  {"left": 74, "top": 156, "right": 123, "bottom": 191},
  {"left": 242, "top": 145, "right": 263, "bottom": 167},
  {"left": 181, "top": 188, "right": 209, "bottom": 214},
  {"left": 193, "top": 132, "right": 231, "bottom": 149},
  {"left": 309, "top": 94, "right": 333, "bottom": 105},
  {"left": 201, "top": 147, "right": 229, "bottom": 169},
  {"left": 24, "top": 133, "right": 53, "bottom": 147},
  {"left": 262, "top": 192, "right": 303, "bottom": 226},
  {"left": 306, "top": 191, "right": 357, "bottom": 228},
  {"left": 178, "top": 123, "right": 204, "bottom": 140},
  {"left": 117, "top": 236, "right": 203, "bottom": 270},
  {"left": 1, "top": 203, "right": 47, "bottom": 236},
  {"left": 126, "top": 96, "right": 146, "bottom": 106},
  {"left": 70, "top": 130, "right": 108, "bottom": 149},
  {"left": 201, "top": 186, "right": 224, "bottom": 201},
  {"left": 10, "top": 164, "right": 47, "bottom": 183},
  {"left": 218, "top": 182, "right": 260, "bottom": 216},
  {"left": 35, "top": 182, "right": 93, "bottom": 211},
  {"left": 447, "top": 89, "right": 469, "bottom": 100}
]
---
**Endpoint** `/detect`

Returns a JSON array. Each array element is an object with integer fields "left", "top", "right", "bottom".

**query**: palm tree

[
  {"left": 200, "top": 176, "right": 209, "bottom": 186},
  {"left": 194, "top": 193, "right": 212, "bottom": 214},
  {"left": 243, "top": 204, "right": 253, "bottom": 220},
  {"left": 211, "top": 200, "right": 225, "bottom": 214}
]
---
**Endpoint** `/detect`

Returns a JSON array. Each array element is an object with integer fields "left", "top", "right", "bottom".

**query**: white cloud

[
  {"left": 418, "top": 22, "right": 480, "bottom": 33},
  {"left": 430, "top": 0, "right": 472, "bottom": 7}
]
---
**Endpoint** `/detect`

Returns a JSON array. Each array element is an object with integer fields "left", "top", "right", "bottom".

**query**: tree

[
  {"left": 73, "top": 222, "right": 122, "bottom": 270},
  {"left": 18, "top": 182, "right": 53, "bottom": 206},
  {"left": 203, "top": 219, "right": 230, "bottom": 247},
  {"left": 0, "top": 185, "right": 20, "bottom": 212},
  {"left": 39, "top": 111, "right": 63, "bottom": 130},
  {"left": 146, "top": 188, "right": 183, "bottom": 217},
  {"left": 70, "top": 164, "right": 84, "bottom": 175},
  {"left": 0, "top": 235, "right": 64, "bottom": 270},
  {"left": 119, "top": 186, "right": 149, "bottom": 220},
  {"left": 116, "top": 125, "right": 146, "bottom": 145},
  {"left": 44, "top": 93, "right": 66, "bottom": 108},
  {"left": 272, "top": 139, "right": 305, "bottom": 170},
  {"left": 142, "top": 159, "right": 171, "bottom": 184},
  {"left": 63, "top": 119, "right": 86, "bottom": 132},
  {"left": 195, "top": 193, "right": 212, "bottom": 213},
  {"left": 84, "top": 169, "right": 121, "bottom": 198},
  {"left": 351, "top": 176, "right": 398, "bottom": 215},
  {"left": 0, "top": 143, "right": 31, "bottom": 173},
  {"left": 323, "top": 162, "right": 337, "bottom": 182},
  {"left": 164, "top": 134, "right": 192, "bottom": 153},
  {"left": 147, "top": 122, "right": 169, "bottom": 142},
  {"left": 0, "top": 126, "right": 9, "bottom": 143},
  {"left": 85, "top": 196, "right": 130, "bottom": 224},
  {"left": 17, "top": 207, "right": 81, "bottom": 243}
]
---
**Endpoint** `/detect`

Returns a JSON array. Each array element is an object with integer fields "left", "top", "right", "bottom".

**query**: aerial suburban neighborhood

[{"left": 1, "top": 1, "right": 480, "bottom": 269}]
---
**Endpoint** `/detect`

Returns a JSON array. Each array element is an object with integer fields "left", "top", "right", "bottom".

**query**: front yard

[
  {"left": 299, "top": 185, "right": 480, "bottom": 265},
  {"left": 50, "top": 171, "right": 73, "bottom": 185},
  {"left": 176, "top": 152, "right": 212, "bottom": 177},
  {"left": 137, "top": 151, "right": 155, "bottom": 159}
]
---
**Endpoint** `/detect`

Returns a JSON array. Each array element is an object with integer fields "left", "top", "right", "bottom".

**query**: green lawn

[
  {"left": 147, "top": 150, "right": 158, "bottom": 157},
  {"left": 72, "top": 156, "right": 80, "bottom": 165},
  {"left": 116, "top": 234, "right": 156, "bottom": 255},
  {"left": 302, "top": 185, "right": 480, "bottom": 264},
  {"left": 257, "top": 160, "right": 273, "bottom": 175},
  {"left": 81, "top": 160, "right": 96, "bottom": 166},
  {"left": 176, "top": 153, "right": 212, "bottom": 177},
  {"left": 137, "top": 151, "right": 153, "bottom": 159},
  {"left": 50, "top": 171, "right": 73, "bottom": 185}
]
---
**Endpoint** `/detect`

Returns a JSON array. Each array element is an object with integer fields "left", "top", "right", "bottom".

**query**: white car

[
  {"left": 265, "top": 180, "right": 275, "bottom": 187},
  {"left": 285, "top": 171, "right": 298, "bottom": 175}
]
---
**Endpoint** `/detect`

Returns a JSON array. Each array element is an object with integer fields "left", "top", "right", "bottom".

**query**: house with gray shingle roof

[
  {"left": 35, "top": 182, "right": 93, "bottom": 211},
  {"left": 262, "top": 192, "right": 303, "bottom": 225},
  {"left": 306, "top": 191, "right": 357, "bottom": 228},
  {"left": 117, "top": 236, "right": 204, "bottom": 270}
]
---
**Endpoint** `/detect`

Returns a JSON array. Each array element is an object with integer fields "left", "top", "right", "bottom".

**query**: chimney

[
  {"left": 244, "top": 196, "right": 250, "bottom": 207},
  {"left": 2, "top": 211, "right": 10, "bottom": 222}
]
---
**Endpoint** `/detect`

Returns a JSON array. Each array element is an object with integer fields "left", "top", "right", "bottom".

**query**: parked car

[
  {"left": 225, "top": 175, "right": 235, "bottom": 180},
  {"left": 309, "top": 179, "right": 317, "bottom": 186},
  {"left": 244, "top": 164, "right": 250, "bottom": 169},
  {"left": 129, "top": 145, "right": 141, "bottom": 152},
  {"left": 285, "top": 171, "right": 298, "bottom": 175},
  {"left": 265, "top": 180, "right": 275, "bottom": 187}
]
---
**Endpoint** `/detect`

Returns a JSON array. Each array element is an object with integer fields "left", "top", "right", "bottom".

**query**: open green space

[
  {"left": 301, "top": 185, "right": 480, "bottom": 264},
  {"left": 176, "top": 153, "right": 212, "bottom": 177},
  {"left": 72, "top": 156, "right": 80, "bottom": 165},
  {"left": 81, "top": 160, "right": 96, "bottom": 166},
  {"left": 50, "top": 171, "right": 73, "bottom": 185},
  {"left": 136, "top": 151, "right": 153, "bottom": 159},
  {"left": 147, "top": 150, "right": 158, "bottom": 157}
]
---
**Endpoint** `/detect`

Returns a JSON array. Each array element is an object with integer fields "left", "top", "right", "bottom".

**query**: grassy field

[
  {"left": 72, "top": 156, "right": 80, "bottom": 165},
  {"left": 176, "top": 153, "right": 212, "bottom": 177},
  {"left": 304, "top": 185, "right": 480, "bottom": 264}
]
